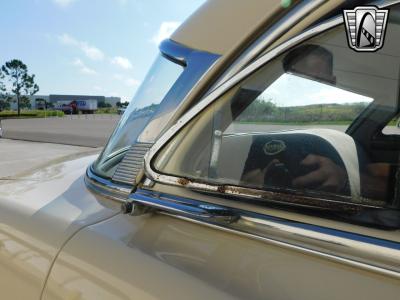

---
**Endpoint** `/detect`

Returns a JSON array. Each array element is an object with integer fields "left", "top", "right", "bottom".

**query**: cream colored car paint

[
  {"left": 1, "top": 1, "right": 399, "bottom": 299},
  {"left": 43, "top": 213, "right": 400, "bottom": 300},
  {"left": 171, "top": 0, "right": 283, "bottom": 55},
  {"left": 0, "top": 154, "right": 120, "bottom": 299}
]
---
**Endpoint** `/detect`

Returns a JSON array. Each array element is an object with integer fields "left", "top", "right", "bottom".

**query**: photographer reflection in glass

[{"left": 242, "top": 44, "right": 391, "bottom": 201}]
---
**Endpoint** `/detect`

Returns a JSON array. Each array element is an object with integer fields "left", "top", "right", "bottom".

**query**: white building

[{"left": 7, "top": 94, "right": 121, "bottom": 110}]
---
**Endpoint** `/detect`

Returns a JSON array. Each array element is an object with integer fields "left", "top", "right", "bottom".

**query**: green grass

[
  {"left": 238, "top": 100, "right": 369, "bottom": 124},
  {"left": 0, "top": 110, "right": 64, "bottom": 118},
  {"left": 238, "top": 120, "right": 352, "bottom": 126},
  {"left": 95, "top": 107, "right": 118, "bottom": 114}
]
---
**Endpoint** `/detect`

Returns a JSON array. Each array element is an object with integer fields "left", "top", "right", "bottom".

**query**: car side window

[{"left": 154, "top": 6, "right": 400, "bottom": 208}]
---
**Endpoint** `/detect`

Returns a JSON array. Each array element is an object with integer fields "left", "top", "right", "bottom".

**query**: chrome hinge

[
  {"left": 121, "top": 200, "right": 153, "bottom": 216},
  {"left": 125, "top": 189, "right": 239, "bottom": 223}
]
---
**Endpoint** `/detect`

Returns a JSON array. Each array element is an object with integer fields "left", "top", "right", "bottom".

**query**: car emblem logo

[
  {"left": 263, "top": 140, "right": 286, "bottom": 156},
  {"left": 343, "top": 6, "right": 389, "bottom": 52}
]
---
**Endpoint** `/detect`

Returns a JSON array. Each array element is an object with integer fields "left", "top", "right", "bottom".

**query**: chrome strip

[
  {"left": 130, "top": 191, "right": 238, "bottom": 223},
  {"left": 129, "top": 190, "right": 400, "bottom": 279},
  {"left": 144, "top": 0, "right": 400, "bottom": 207},
  {"left": 212, "top": 0, "right": 325, "bottom": 89},
  {"left": 159, "top": 39, "right": 192, "bottom": 66},
  {"left": 87, "top": 40, "right": 220, "bottom": 199},
  {"left": 212, "top": 1, "right": 398, "bottom": 89},
  {"left": 144, "top": 16, "right": 343, "bottom": 187},
  {"left": 85, "top": 166, "right": 130, "bottom": 203},
  {"left": 112, "top": 142, "right": 153, "bottom": 185}
]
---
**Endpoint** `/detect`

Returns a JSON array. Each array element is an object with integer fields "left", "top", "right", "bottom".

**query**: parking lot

[
  {"left": 0, "top": 139, "right": 97, "bottom": 179},
  {"left": 0, "top": 115, "right": 119, "bottom": 178},
  {"left": 1, "top": 114, "right": 120, "bottom": 148},
  {"left": 1, "top": 115, "right": 399, "bottom": 179}
]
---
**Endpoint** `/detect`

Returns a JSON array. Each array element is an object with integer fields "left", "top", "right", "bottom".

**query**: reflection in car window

[
  {"left": 154, "top": 8, "right": 400, "bottom": 209},
  {"left": 93, "top": 55, "right": 183, "bottom": 178}
]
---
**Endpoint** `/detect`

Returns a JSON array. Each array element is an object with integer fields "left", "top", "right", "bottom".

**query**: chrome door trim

[{"left": 129, "top": 189, "right": 400, "bottom": 279}]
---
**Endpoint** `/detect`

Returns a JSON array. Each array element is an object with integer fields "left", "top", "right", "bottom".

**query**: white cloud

[
  {"left": 111, "top": 56, "right": 133, "bottom": 69},
  {"left": 73, "top": 58, "right": 97, "bottom": 75},
  {"left": 93, "top": 85, "right": 104, "bottom": 92},
  {"left": 113, "top": 74, "right": 124, "bottom": 80},
  {"left": 113, "top": 74, "right": 140, "bottom": 87},
  {"left": 59, "top": 33, "right": 104, "bottom": 61},
  {"left": 58, "top": 33, "right": 76, "bottom": 45},
  {"left": 151, "top": 21, "right": 180, "bottom": 45},
  {"left": 53, "top": 0, "right": 76, "bottom": 7},
  {"left": 125, "top": 78, "right": 140, "bottom": 87},
  {"left": 260, "top": 73, "right": 373, "bottom": 107},
  {"left": 81, "top": 43, "right": 104, "bottom": 61},
  {"left": 53, "top": 0, "right": 128, "bottom": 8}
]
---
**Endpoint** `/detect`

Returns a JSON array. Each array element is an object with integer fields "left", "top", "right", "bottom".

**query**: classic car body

[{"left": 1, "top": 0, "right": 400, "bottom": 299}]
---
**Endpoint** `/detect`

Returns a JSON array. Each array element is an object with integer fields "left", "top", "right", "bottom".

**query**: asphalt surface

[
  {"left": 2, "top": 117, "right": 399, "bottom": 149},
  {"left": 1, "top": 114, "right": 120, "bottom": 148},
  {"left": 1, "top": 118, "right": 399, "bottom": 179},
  {"left": 0, "top": 139, "right": 96, "bottom": 178}
]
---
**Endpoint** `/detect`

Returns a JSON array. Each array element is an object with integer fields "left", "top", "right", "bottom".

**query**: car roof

[{"left": 171, "top": 0, "right": 285, "bottom": 55}]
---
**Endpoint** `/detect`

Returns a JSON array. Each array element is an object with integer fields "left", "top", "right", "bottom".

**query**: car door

[{"left": 43, "top": 4, "right": 400, "bottom": 300}]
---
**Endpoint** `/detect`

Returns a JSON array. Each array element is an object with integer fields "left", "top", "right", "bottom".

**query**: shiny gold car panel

[
  {"left": 0, "top": 154, "right": 120, "bottom": 299},
  {"left": 44, "top": 214, "right": 399, "bottom": 300},
  {"left": 2, "top": 0, "right": 400, "bottom": 299}
]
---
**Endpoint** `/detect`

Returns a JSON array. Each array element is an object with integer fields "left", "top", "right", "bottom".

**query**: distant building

[
  {"left": 104, "top": 97, "right": 121, "bottom": 107},
  {"left": 6, "top": 94, "right": 121, "bottom": 110}
]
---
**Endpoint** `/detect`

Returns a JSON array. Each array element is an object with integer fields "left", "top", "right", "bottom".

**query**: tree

[
  {"left": 20, "top": 96, "right": 31, "bottom": 109},
  {"left": 0, "top": 70, "right": 5, "bottom": 95},
  {"left": 0, "top": 70, "right": 11, "bottom": 111},
  {"left": 98, "top": 100, "right": 112, "bottom": 108},
  {"left": 1, "top": 59, "right": 39, "bottom": 115}
]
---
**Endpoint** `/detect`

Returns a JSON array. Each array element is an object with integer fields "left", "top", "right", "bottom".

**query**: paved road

[
  {"left": 0, "top": 139, "right": 97, "bottom": 178},
  {"left": 2, "top": 117, "right": 399, "bottom": 148},
  {"left": 1, "top": 115, "right": 120, "bottom": 148}
]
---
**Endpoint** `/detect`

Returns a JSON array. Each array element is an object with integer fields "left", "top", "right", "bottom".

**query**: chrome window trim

[
  {"left": 86, "top": 40, "right": 220, "bottom": 198},
  {"left": 144, "top": 1, "right": 400, "bottom": 207},
  {"left": 144, "top": 17, "right": 343, "bottom": 188},
  {"left": 212, "top": 1, "right": 400, "bottom": 90},
  {"left": 128, "top": 189, "right": 400, "bottom": 279},
  {"left": 85, "top": 166, "right": 130, "bottom": 203},
  {"left": 211, "top": 0, "right": 325, "bottom": 90}
]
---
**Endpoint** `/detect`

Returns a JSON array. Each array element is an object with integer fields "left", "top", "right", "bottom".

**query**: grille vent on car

[{"left": 112, "top": 142, "right": 153, "bottom": 185}]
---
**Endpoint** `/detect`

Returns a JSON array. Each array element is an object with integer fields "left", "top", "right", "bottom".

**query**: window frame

[
  {"left": 125, "top": 1, "right": 400, "bottom": 278},
  {"left": 85, "top": 39, "right": 220, "bottom": 200},
  {"left": 143, "top": 5, "right": 400, "bottom": 214}
]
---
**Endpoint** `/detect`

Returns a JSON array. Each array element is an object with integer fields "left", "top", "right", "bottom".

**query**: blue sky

[
  {"left": 0, "top": 0, "right": 205, "bottom": 102},
  {"left": 260, "top": 74, "right": 373, "bottom": 107}
]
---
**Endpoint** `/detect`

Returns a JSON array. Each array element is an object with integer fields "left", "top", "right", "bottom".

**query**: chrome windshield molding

[
  {"left": 129, "top": 189, "right": 400, "bottom": 279},
  {"left": 212, "top": 0, "right": 325, "bottom": 90},
  {"left": 144, "top": 17, "right": 343, "bottom": 188},
  {"left": 85, "top": 165, "right": 131, "bottom": 203},
  {"left": 91, "top": 39, "right": 220, "bottom": 186},
  {"left": 159, "top": 39, "right": 192, "bottom": 66}
]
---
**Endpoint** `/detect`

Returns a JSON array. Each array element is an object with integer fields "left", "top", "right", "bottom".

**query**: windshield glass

[{"left": 93, "top": 54, "right": 183, "bottom": 178}]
